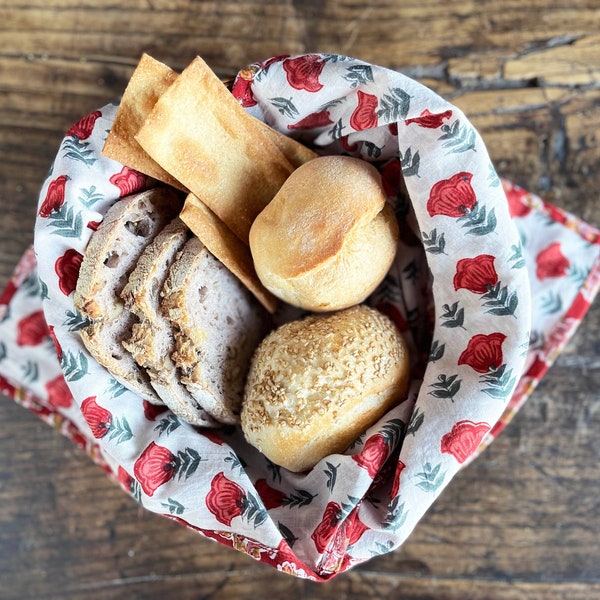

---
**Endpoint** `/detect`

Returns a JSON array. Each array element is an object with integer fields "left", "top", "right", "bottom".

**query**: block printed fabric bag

[{"left": 0, "top": 54, "right": 599, "bottom": 580}]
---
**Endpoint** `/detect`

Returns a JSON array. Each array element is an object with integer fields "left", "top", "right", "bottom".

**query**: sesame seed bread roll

[
  {"left": 249, "top": 155, "right": 399, "bottom": 312},
  {"left": 241, "top": 305, "right": 410, "bottom": 472}
]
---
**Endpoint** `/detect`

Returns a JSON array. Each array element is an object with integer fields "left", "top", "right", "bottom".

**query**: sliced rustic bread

[
  {"left": 121, "top": 218, "right": 219, "bottom": 427},
  {"left": 74, "top": 187, "right": 182, "bottom": 403},
  {"left": 161, "top": 236, "right": 271, "bottom": 424}
]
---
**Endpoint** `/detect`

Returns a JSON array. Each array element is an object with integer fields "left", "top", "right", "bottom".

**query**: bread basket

[{"left": 1, "top": 53, "right": 598, "bottom": 580}]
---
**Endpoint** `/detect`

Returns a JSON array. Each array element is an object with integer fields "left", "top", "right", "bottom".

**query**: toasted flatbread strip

[
  {"left": 102, "top": 53, "right": 187, "bottom": 191},
  {"left": 180, "top": 193, "right": 278, "bottom": 313},
  {"left": 135, "top": 55, "right": 295, "bottom": 244},
  {"left": 253, "top": 118, "right": 318, "bottom": 168}
]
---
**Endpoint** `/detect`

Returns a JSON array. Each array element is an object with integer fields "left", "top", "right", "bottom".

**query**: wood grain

[{"left": 0, "top": 1, "right": 599, "bottom": 598}]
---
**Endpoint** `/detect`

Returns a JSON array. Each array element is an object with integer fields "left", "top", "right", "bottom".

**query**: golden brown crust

[
  {"left": 101, "top": 53, "right": 186, "bottom": 191},
  {"left": 135, "top": 55, "right": 295, "bottom": 244},
  {"left": 241, "top": 305, "right": 410, "bottom": 472},
  {"left": 179, "top": 193, "right": 279, "bottom": 313},
  {"left": 249, "top": 156, "right": 399, "bottom": 311}
]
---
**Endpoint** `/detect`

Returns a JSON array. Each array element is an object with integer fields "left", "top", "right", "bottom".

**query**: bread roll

[
  {"left": 249, "top": 155, "right": 399, "bottom": 312},
  {"left": 241, "top": 305, "right": 410, "bottom": 472}
]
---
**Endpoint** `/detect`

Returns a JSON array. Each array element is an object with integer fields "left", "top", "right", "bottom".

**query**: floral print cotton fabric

[{"left": 0, "top": 54, "right": 599, "bottom": 580}]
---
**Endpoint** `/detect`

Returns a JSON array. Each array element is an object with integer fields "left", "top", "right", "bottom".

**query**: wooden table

[{"left": 1, "top": 2, "right": 599, "bottom": 598}]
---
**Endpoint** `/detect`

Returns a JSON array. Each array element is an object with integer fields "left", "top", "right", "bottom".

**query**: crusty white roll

[
  {"left": 249, "top": 155, "right": 399, "bottom": 312},
  {"left": 241, "top": 305, "right": 410, "bottom": 472}
]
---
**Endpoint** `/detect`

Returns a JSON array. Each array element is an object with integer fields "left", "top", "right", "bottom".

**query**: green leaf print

[
  {"left": 377, "top": 88, "right": 411, "bottom": 121},
  {"left": 540, "top": 291, "right": 563, "bottom": 314},
  {"left": 429, "top": 374, "right": 462, "bottom": 401},
  {"left": 422, "top": 229, "right": 447, "bottom": 254},
  {"left": 343, "top": 64, "right": 374, "bottom": 87},
  {"left": 383, "top": 497, "right": 408, "bottom": 532},
  {"left": 458, "top": 204, "right": 497, "bottom": 236},
  {"left": 107, "top": 416, "right": 134, "bottom": 443},
  {"left": 439, "top": 119, "right": 476, "bottom": 153},
  {"left": 509, "top": 243, "right": 527, "bottom": 269},
  {"left": 62, "top": 137, "right": 97, "bottom": 166},
  {"left": 161, "top": 497, "right": 186, "bottom": 515},
  {"left": 283, "top": 488, "right": 318, "bottom": 509},
  {"left": 78, "top": 185, "right": 104, "bottom": 208},
  {"left": 480, "top": 364, "right": 517, "bottom": 399},
  {"left": 269, "top": 96, "right": 299, "bottom": 118},
  {"left": 61, "top": 350, "right": 89, "bottom": 381},
  {"left": 324, "top": 461, "right": 341, "bottom": 491},
  {"left": 481, "top": 282, "right": 519, "bottom": 317},
  {"left": 407, "top": 407, "right": 425, "bottom": 436},
  {"left": 399, "top": 147, "right": 420, "bottom": 177},
  {"left": 154, "top": 414, "right": 181, "bottom": 435},
  {"left": 440, "top": 302, "right": 465, "bottom": 329},
  {"left": 415, "top": 462, "right": 446, "bottom": 492},
  {"left": 22, "top": 360, "right": 39, "bottom": 383},
  {"left": 47, "top": 204, "right": 83, "bottom": 239}
]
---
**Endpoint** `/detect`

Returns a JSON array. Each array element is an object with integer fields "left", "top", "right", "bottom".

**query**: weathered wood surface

[{"left": 1, "top": 1, "right": 599, "bottom": 598}]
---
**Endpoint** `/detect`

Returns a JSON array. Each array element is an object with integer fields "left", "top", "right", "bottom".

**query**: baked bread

[
  {"left": 161, "top": 236, "right": 271, "bottom": 424},
  {"left": 249, "top": 155, "right": 399, "bottom": 311},
  {"left": 134, "top": 55, "right": 295, "bottom": 245},
  {"left": 120, "top": 218, "right": 219, "bottom": 427},
  {"left": 74, "top": 187, "right": 182, "bottom": 403},
  {"left": 241, "top": 305, "right": 410, "bottom": 472}
]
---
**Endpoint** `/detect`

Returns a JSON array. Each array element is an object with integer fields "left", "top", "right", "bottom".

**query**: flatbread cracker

[
  {"left": 180, "top": 193, "right": 278, "bottom": 313},
  {"left": 135, "top": 55, "right": 295, "bottom": 244},
  {"left": 254, "top": 119, "right": 318, "bottom": 168},
  {"left": 102, "top": 53, "right": 187, "bottom": 192}
]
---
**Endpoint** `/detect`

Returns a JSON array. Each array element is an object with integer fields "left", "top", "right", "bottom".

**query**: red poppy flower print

[
  {"left": 45, "top": 374, "right": 72, "bottom": 409},
  {"left": 505, "top": 185, "right": 532, "bottom": 218},
  {"left": 458, "top": 332, "right": 506, "bottom": 373},
  {"left": 441, "top": 420, "right": 491, "bottom": 463},
  {"left": 287, "top": 110, "right": 333, "bottom": 130},
  {"left": 564, "top": 291, "right": 591, "bottom": 321},
  {"left": 427, "top": 172, "right": 477, "bottom": 217},
  {"left": 536, "top": 242, "right": 570, "bottom": 280},
  {"left": 311, "top": 501, "right": 342, "bottom": 553},
  {"left": 142, "top": 400, "right": 169, "bottom": 421},
  {"left": 231, "top": 69, "right": 257, "bottom": 107},
  {"left": 133, "top": 441, "right": 177, "bottom": 497},
  {"left": 405, "top": 108, "right": 453, "bottom": 128},
  {"left": 66, "top": 110, "right": 102, "bottom": 140},
  {"left": 283, "top": 54, "right": 325, "bottom": 92},
  {"left": 345, "top": 507, "right": 369, "bottom": 547},
  {"left": 39, "top": 175, "right": 69, "bottom": 217},
  {"left": 55, "top": 248, "right": 83, "bottom": 296},
  {"left": 254, "top": 478, "right": 287, "bottom": 510},
  {"left": 352, "top": 433, "right": 389, "bottom": 478},
  {"left": 87, "top": 220, "right": 101, "bottom": 231},
  {"left": 109, "top": 166, "right": 146, "bottom": 196},
  {"left": 81, "top": 396, "right": 113, "bottom": 439},
  {"left": 200, "top": 428, "right": 225, "bottom": 446},
  {"left": 16, "top": 310, "right": 49, "bottom": 346},
  {"left": 453, "top": 254, "right": 498, "bottom": 294},
  {"left": 117, "top": 466, "right": 135, "bottom": 493},
  {"left": 390, "top": 460, "right": 406, "bottom": 498},
  {"left": 47, "top": 325, "right": 63, "bottom": 361},
  {"left": 206, "top": 472, "right": 246, "bottom": 526},
  {"left": 350, "top": 91, "right": 378, "bottom": 131}
]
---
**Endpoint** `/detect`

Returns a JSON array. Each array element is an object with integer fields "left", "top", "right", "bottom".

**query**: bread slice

[
  {"left": 74, "top": 187, "right": 182, "bottom": 403},
  {"left": 161, "top": 236, "right": 270, "bottom": 424},
  {"left": 120, "top": 218, "right": 219, "bottom": 427}
]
